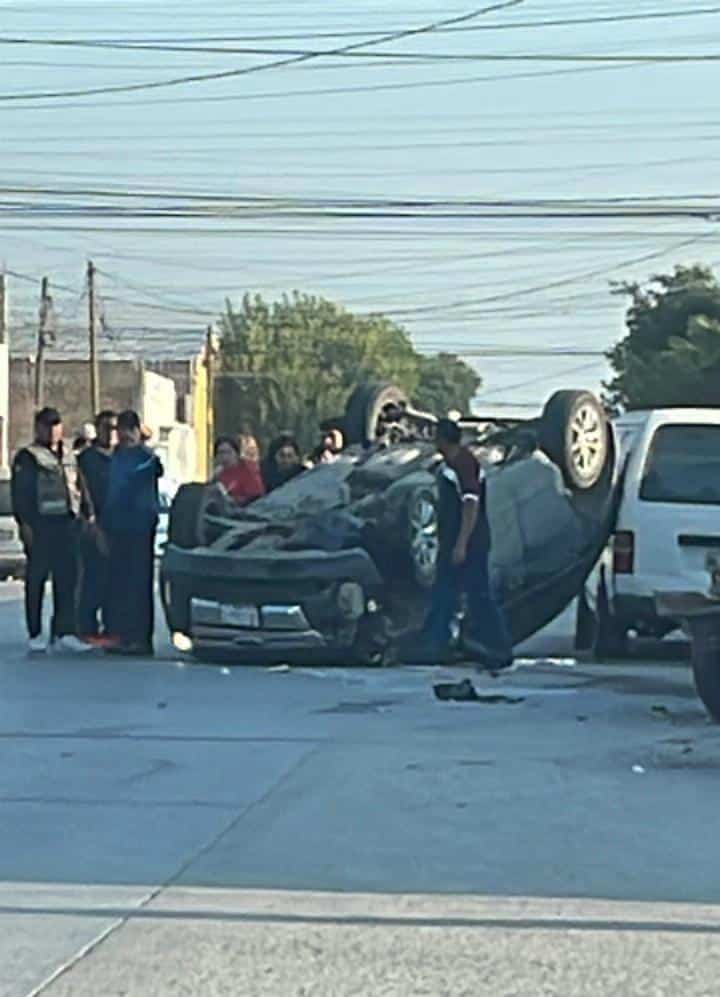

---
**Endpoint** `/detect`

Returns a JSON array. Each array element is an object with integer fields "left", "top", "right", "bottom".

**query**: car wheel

[
  {"left": 689, "top": 618, "right": 720, "bottom": 722},
  {"left": 593, "top": 577, "right": 628, "bottom": 660},
  {"left": 539, "top": 390, "right": 609, "bottom": 490},
  {"left": 167, "top": 483, "right": 208, "bottom": 549},
  {"left": 406, "top": 487, "right": 439, "bottom": 590},
  {"left": 344, "top": 382, "right": 409, "bottom": 447}
]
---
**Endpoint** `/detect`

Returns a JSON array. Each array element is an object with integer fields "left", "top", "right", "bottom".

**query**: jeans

[
  {"left": 422, "top": 548, "right": 513, "bottom": 663},
  {"left": 77, "top": 531, "right": 109, "bottom": 637},
  {"left": 106, "top": 530, "right": 156, "bottom": 649},
  {"left": 24, "top": 518, "right": 78, "bottom": 640}
]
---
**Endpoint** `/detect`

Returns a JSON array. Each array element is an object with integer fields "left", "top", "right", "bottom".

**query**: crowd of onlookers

[
  {"left": 10, "top": 408, "right": 345, "bottom": 656},
  {"left": 211, "top": 428, "right": 344, "bottom": 505}
]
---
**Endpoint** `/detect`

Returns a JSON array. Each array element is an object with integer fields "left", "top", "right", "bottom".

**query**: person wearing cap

[
  {"left": 420, "top": 417, "right": 513, "bottom": 673},
  {"left": 76, "top": 410, "right": 117, "bottom": 644},
  {"left": 11, "top": 407, "right": 92, "bottom": 654},
  {"left": 101, "top": 409, "right": 163, "bottom": 656}
]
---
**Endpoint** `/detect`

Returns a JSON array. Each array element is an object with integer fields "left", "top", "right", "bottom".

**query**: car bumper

[{"left": 161, "top": 544, "right": 385, "bottom": 662}]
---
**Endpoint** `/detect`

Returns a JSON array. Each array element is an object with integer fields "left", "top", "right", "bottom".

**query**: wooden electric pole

[
  {"left": 35, "top": 277, "right": 52, "bottom": 409},
  {"left": 87, "top": 260, "right": 99, "bottom": 416},
  {"left": 205, "top": 325, "right": 216, "bottom": 476}
]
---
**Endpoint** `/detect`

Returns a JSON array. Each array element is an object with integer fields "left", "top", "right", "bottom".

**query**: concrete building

[{"left": 8, "top": 355, "right": 208, "bottom": 481}]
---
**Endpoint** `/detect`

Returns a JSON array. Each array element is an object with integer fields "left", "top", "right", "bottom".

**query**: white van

[{"left": 578, "top": 408, "right": 720, "bottom": 656}]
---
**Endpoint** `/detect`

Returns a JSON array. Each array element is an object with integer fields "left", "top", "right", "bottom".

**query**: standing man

[
  {"left": 76, "top": 410, "right": 117, "bottom": 643},
  {"left": 102, "top": 410, "right": 163, "bottom": 656},
  {"left": 421, "top": 418, "right": 513, "bottom": 673},
  {"left": 11, "top": 407, "right": 91, "bottom": 653}
]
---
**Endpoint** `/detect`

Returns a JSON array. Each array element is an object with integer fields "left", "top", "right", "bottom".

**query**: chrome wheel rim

[
  {"left": 570, "top": 403, "right": 605, "bottom": 483},
  {"left": 410, "top": 495, "right": 438, "bottom": 578}
]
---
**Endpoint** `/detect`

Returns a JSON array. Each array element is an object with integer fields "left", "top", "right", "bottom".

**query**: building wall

[
  {"left": 148, "top": 354, "right": 208, "bottom": 480},
  {"left": 0, "top": 344, "right": 9, "bottom": 470}
]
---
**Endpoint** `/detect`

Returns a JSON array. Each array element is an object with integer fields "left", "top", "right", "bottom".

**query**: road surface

[{"left": 1, "top": 583, "right": 718, "bottom": 996}]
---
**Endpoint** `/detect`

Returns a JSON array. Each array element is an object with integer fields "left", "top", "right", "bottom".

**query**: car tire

[
  {"left": 689, "top": 618, "right": 720, "bottom": 722},
  {"left": 167, "top": 483, "right": 208, "bottom": 550},
  {"left": 344, "top": 382, "right": 409, "bottom": 447},
  {"left": 539, "top": 390, "right": 609, "bottom": 490},
  {"left": 593, "top": 577, "right": 628, "bottom": 660}
]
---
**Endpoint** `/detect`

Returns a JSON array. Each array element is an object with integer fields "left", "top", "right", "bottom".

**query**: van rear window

[{"left": 640, "top": 424, "right": 720, "bottom": 504}]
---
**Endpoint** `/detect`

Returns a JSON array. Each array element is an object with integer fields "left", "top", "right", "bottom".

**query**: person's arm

[
  {"left": 76, "top": 453, "right": 96, "bottom": 522},
  {"left": 11, "top": 451, "right": 37, "bottom": 548},
  {"left": 452, "top": 450, "right": 483, "bottom": 566}
]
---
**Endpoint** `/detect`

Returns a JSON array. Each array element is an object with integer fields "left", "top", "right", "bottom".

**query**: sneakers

[
  {"left": 27, "top": 636, "right": 48, "bottom": 654},
  {"left": 54, "top": 635, "right": 94, "bottom": 654}
]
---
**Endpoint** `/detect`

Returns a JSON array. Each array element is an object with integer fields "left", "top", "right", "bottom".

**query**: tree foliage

[
  {"left": 217, "top": 292, "right": 480, "bottom": 448},
  {"left": 605, "top": 265, "right": 720, "bottom": 410},
  {"left": 414, "top": 352, "right": 481, "bottom": 416}
]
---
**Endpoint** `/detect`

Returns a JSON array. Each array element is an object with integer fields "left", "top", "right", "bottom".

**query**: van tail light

[{"left": 613, "top": 531, "right": 635, "bottom": 575}]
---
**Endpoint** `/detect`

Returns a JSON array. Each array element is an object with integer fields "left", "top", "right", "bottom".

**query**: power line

[
  {"left": 388, "top": 234, "right": 719, "bottom": 316},
  {"left": 0, "top": 1, "right": 524, "bottom": 102},
  {"left": 1, "top": 6, "right": 718, "bottom": 49}
]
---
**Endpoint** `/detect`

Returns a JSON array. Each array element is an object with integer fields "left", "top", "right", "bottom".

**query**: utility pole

[
  {"left": 204, "top": 325, "right": 216, "bottom": 477},
  {"left": 35, "top": 277, "right": 53, "bottom": 409},
  {"left": 87, "top": 260, "right": 99, "bottom": 416}
]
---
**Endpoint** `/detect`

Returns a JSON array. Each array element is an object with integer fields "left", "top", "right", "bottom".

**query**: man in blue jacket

[{"left": 102, "top": 410, "right": 163, "bottom": 656}]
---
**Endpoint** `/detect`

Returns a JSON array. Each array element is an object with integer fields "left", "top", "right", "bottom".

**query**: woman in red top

[{"left": 213, "top": 436, "right": 265, "bottom": 505}]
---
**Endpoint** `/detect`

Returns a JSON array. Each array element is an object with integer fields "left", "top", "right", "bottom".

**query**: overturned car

[{"left": 161, "top": 383, "right": 619, "bottom": 664}]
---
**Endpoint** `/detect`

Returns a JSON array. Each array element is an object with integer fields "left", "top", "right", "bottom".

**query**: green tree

[
  {"left": 605, "top": 264, "right": 720, "bottom": 410},
  {"left": 217, "top": 292, "right": 480, "bottom": 449},
  {"left": 413, "top": 352, "right": 481, "bottom": 415}
]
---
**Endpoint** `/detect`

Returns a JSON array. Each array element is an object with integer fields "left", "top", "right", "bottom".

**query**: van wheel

[
  {"left": 690, "top": 619, "right": 720, "bottom": 722},
  {"left": 593, "top": 579, "right": 628, "bottom": 660}
]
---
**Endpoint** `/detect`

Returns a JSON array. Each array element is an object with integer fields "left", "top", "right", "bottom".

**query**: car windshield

[
  {"left": 640, "top": 424, "right": 720, "bottom": 505},
  {"left": 0, "top": 481, "right": 12, "bottom": 517}
]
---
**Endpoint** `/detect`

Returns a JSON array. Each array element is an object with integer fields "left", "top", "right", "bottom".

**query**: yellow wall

[{"left": 192, "top": 353, "right": 210, "bottom": 481}]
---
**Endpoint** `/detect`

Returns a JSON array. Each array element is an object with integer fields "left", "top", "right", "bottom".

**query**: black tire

[
  {"left": 593, "top": 578, "right": 628, "bottom": 660},
  {"left": 344, "top": 382, "right": 409, "bottom": 447},
  {"left": 539, "top": 390, "right": 609, "bottom": 490},
  {"left": 690, "top": 618, "right": 720, "bottom": 722},
  {"left": 167, "top": 483, "right": 208, "bottom": 550},
  {"left": 574, "top": 588, "right": 596, "bottom": 653}
]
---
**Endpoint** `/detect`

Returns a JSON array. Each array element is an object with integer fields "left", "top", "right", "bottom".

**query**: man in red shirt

[{"left": 421, "top": 418, "right": 513, "bottom": 673}]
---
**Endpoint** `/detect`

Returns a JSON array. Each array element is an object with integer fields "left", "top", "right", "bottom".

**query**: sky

[{"left": 1, "top": 0, "right": 719, "bottom": 411}]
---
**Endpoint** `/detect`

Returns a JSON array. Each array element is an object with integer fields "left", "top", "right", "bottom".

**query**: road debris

[
  {"left": 632, "top": 764, "right": 646, "bottom": 775},
  {"left": 433, "top": 679, "right": 524, "bottom": 704}
]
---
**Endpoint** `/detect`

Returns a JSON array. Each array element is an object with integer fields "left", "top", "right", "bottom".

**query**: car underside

[{"left": 161, "top": 383, "right": 620, "bottom": 664}]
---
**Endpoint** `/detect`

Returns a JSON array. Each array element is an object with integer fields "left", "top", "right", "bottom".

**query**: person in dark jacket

[
  {"left": 76, "top": 410, "right": 117, "bottom": 643},
  {"left": 420, "top": 418, "right": 513, "bottom": 673},
  {"left": 101, "top": 409, "right": 163, "bottom": 656},
  {"left": 262, "top": 434, "right": 305, "bottom": 492},
  {"left": 11, "top": 407, "right": 91, "bottom": 654}
]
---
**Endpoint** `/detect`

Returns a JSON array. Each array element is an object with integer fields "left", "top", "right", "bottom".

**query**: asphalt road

[{"left": 1, "top": 584, "right": 719, "bottom": 996}]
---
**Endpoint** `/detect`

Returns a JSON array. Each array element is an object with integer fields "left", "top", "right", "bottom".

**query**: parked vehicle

[
  {"left": 161, "top": 383, "right": 619, "bottom": 665},
  {"left": 0, "top": 473, "right": 25, "bottom": 579},
  {"left": 576, "top": 409, "right": 720, "bottom": 658},
  {"left": 656, "top": 559, "right": 720, "bottom": 721},
  {"left": 155, "top": 478, "right": 178, "bottom": 558}
]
